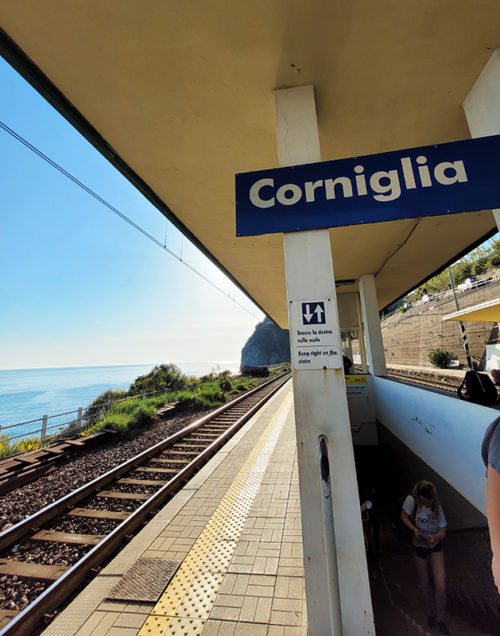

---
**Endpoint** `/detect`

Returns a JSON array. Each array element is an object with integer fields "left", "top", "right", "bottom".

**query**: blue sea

[{"left": 0, "top": 361, "right": 239, "bottom": 441}]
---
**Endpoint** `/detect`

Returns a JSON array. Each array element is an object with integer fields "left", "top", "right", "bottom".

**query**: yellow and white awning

[{"left": 442, "top": 298, "right": 500, "bottom": 322}]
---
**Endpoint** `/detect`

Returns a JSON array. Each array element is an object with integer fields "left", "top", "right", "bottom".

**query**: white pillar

[
  {"left": 464, "top": 48, "right": 500, "bottom": 232},
  {"left": 277, "top": 86, "right": 374, "bottom": 635},
  {"left": 359, "top": 274, "right": 387, "bottom": 376},
  {"left": 356, "top": 294, "right": 369, "bottom": 373}
]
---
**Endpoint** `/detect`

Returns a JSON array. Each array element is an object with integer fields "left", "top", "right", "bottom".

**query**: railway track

[
  {"left": 0, "top": 372, "right": 290, "bottom": 635},
  {"left": 387, "top": 368, "right": 500, "bottom": 397},
  {"left": 386, "top": 369, "right": 460, "bottom": 392},
  {"left": 352, "top": 365, "right": 463, "bottom": 393},
  {"left": 0, "top": 430, "right": 118, "bottom": 497}
]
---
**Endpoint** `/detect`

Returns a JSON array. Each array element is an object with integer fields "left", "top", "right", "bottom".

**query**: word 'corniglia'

[{"left": 249, "top": 156, "right": 468, "bottom": 208}]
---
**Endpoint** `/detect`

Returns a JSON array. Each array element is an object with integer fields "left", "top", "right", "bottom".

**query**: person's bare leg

[
  {"left": 430, "top": 551, "right": 450, "bottom": 633},
  {"left": 431, "top": 551, "right": 446, "bottom": 619},
  {"left": 413, "top": 553, "right": 432, "bottom": 611}
]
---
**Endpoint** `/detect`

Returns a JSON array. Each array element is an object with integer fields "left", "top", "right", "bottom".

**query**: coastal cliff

[{"left": 240, "top": 317, "right": 290, "bottom": 367}]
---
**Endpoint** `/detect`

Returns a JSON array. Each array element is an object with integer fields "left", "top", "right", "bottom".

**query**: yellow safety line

[{"left": 139, "top": 390, "right": 293, "bottom": 635}]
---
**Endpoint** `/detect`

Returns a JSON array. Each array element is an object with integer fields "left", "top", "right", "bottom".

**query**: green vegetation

[
  {"left": 173, "top": 388, "right": 224, "bottom": 412},
  {"left": 414, "top": 241, "right": 499, "bottom": 301},
  {"left": 128, "top": 363, "right": 190, "bottom": 395},
  {"left": 382, "top": 239, "right": 500, "bottom": 317},
  {"left": 86, "top": 389, "right": 128, "bottom": 411},
  {"left": 0, "top": 363, "right": 290, "bottom": 458},
  {"left": 427, "top": 347, "right": 451, "bottom": 369},
  {"left": 0, "top": 434, "right": 43, "bottom": 457},
  {"left": 97, "top": 401, "right": 157, "bottom": 436},
  {"left": 82, "top": 364, "right": 278, "bottom": 436}
]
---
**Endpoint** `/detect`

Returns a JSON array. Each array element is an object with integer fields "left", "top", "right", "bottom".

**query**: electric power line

[{"left": 0, "top": 119, "right": 260, "bottom": 319}]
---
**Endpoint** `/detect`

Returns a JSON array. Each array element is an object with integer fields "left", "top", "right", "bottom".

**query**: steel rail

[
  {"left": 386, "top": 371, "right": 458, "bottom": 391},
  {"left": 357, "top": 366, "right": 461, "bottom": 392},
  {"left": 389, "top": 369, "right": 500, "bottom": 397},
  {"left": 1, "top": 388, "right": 167, "bottom": 441},
  {"left": 0, "top": 430, "right": 114, "bottom": 497},
  {"left": 0, "top": 371, "right": 289, "bottom": 550},
  {"left": 0, "top": 372, "right": 290, "bottom": 636}
]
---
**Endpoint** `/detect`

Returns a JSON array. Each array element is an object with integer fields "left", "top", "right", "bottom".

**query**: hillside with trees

[
  {"left": 381, "top": 237, "right": 500, "bottom": 369},
  {"left": 383, "top": 237, "right": 500, "bottom": 317}
]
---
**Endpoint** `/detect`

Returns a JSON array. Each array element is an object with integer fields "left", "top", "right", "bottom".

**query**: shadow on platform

[{"left": 354, "top": 438, "right": 500, "bottom": 635}]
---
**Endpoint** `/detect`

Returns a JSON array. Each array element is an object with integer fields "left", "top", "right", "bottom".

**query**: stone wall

[{"left": 381, "top": 277, "right": 500, "bottom": 369}]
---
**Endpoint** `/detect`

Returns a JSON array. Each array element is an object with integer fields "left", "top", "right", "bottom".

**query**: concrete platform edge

[{"left": 42, "top": 381, "right": 293, "bottom": 636}]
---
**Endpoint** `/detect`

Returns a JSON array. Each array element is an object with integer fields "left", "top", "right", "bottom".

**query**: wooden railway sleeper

[{"left": 0, "top": 372, "right": 291, "bottom": 636}]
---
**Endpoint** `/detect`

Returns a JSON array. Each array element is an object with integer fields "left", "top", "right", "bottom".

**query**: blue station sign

[{"left": 235, "top": 134, "right": 500, "bottom": 237}]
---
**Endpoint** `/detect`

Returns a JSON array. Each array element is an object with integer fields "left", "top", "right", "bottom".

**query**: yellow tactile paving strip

[
  {"left": 139, "top": 393, "right": 293, "bottom": 636},
  {"left": 42, "top": 383, "right": 306, "bottom": 635}
]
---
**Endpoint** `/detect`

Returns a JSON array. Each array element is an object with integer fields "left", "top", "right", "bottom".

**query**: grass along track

[{"left": 0, "top": 372, "right": 290, "bottom": 635}]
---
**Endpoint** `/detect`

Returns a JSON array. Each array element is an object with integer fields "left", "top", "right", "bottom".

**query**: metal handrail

[
  {"left": 0, "top": 373, "right": 291, "bottom": 636},
  {"left": 0, "top": 388, "right": 170, "bottom": 447}
]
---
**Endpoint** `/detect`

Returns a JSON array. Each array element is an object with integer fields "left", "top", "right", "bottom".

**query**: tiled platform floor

[
  {"left": 368, "top": 523, "right": 500, "bottom": 635},
  {"left": 44, "top": 382, "right": 307, "bottom": 636},
  {"left": 42, "top": 381, "right": 500, "bottom": 635}
]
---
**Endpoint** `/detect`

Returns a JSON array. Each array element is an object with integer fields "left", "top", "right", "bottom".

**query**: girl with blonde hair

[{"left": 401, "top": 480, "right": 449, "bottom": 634}]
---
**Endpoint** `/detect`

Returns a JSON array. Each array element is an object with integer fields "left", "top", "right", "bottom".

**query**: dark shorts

[{"left": 411, "top": 541, "right": 443, "bottom": 559}]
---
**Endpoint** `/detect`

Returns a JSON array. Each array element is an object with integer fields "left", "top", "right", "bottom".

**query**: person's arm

[
  {"left": 400, "top": 509, "right": 420, "bottom": 540},
  {"left": 428, "top": 525, "right": 446, "bottom": 546},
  {"left": 486, "top": 463, "right": 500, "bottom": 593},
  {"left": 428, "top": 506, "right": 447, "bottom": 546}
]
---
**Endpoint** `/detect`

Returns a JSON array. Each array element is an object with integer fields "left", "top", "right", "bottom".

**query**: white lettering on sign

[{"left": 248, "top": 156, "right": 468, "bottom": 210}]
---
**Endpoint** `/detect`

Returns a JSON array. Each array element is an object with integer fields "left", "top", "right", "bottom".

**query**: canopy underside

[{"left": 1, "top": 1, "right": 499, "bottom": 326}]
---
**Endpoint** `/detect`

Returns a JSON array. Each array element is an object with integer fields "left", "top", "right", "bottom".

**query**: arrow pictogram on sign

[{"left": 302, "top": 301, "right": 326, "bottom": 325}]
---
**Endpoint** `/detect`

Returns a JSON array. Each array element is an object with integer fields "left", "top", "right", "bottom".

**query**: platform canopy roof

[
  {"left": 1, "top": 1, "right": 499, "bottom": 327},
  {"left": 443, "top": 297, "right": 500, "bottom": 323}
]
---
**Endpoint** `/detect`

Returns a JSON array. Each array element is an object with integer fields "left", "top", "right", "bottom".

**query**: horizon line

[{"left": 0, "top": 360, "right": 240, "bottom": 373}]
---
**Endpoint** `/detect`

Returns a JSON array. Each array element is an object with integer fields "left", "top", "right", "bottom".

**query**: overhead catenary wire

[{"left": 0, "top": 119, "right": 261, "bottom": 319}]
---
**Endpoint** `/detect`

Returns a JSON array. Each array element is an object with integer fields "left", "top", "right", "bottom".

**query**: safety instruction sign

[
  {"left": 289, "top": 298, "right": 342, "bottom": 369},
  {"left": 345, "top": 375, "right": 367, "bottom": 395}
]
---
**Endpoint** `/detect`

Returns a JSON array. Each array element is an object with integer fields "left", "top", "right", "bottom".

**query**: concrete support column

[
  {"left": 464, "top": 48, "right": 500, "bottom": 233},
  {"left": 359, "top": 274, "right": 387, "bottom": 376},
  {"left": 356, "top": 294, "right": 369, "bottom": 373},
  {"left": 277, "top": 86, "right": 374, "bottom": 635}
]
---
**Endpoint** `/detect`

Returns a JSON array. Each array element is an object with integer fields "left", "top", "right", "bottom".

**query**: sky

[{"left": 0, "top": 58, "right": 264, "bottom": 370}]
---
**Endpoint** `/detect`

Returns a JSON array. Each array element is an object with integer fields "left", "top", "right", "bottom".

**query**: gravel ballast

[{"left": 0, "top": 411, "right": 203, "bottom": 532}]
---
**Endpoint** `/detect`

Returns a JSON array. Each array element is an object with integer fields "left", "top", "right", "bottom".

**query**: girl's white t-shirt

[{"left": 402, "top": 494, "right": 446, "bottom": 548}]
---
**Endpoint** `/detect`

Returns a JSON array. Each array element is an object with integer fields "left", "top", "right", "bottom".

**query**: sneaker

[{"left": 435, "top": 618, "right": 451, "bottom": 635}]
